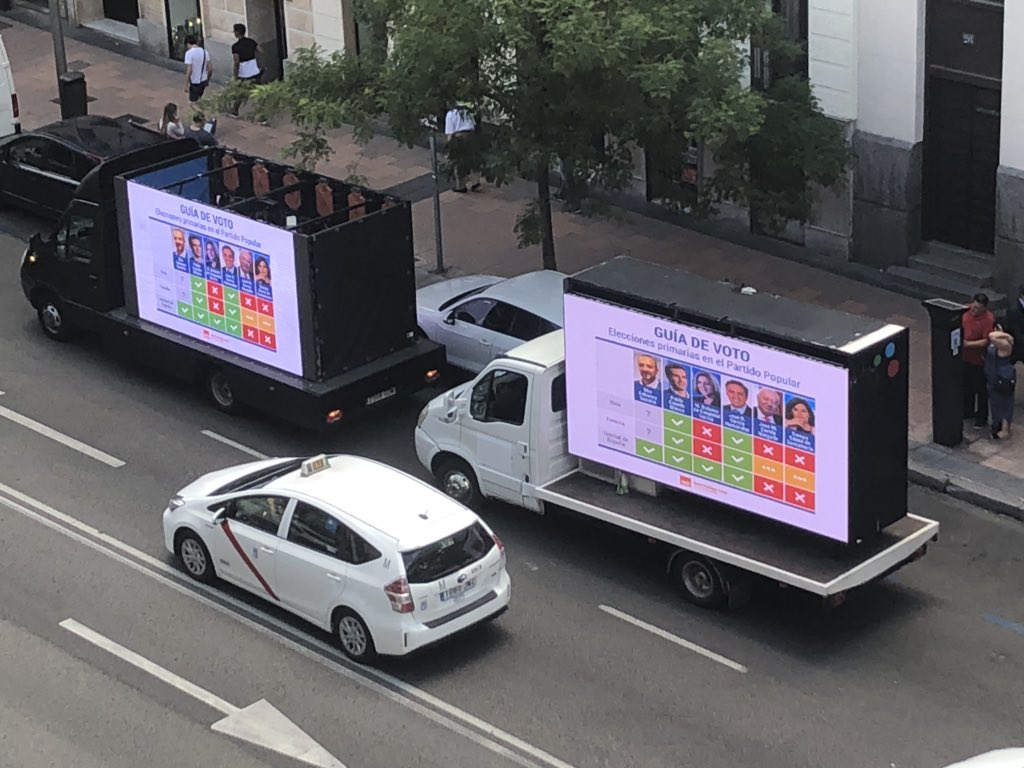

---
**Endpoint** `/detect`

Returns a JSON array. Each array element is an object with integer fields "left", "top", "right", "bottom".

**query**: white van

[{"left": 0, "top": 33, "right": 20, "bottom": 135}]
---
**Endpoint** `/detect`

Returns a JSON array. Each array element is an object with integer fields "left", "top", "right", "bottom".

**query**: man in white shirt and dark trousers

[
  {"left": 183, "top": 36, "right": 212, "bottom": 104},
  {"left": 228, "top": 24, "right": 261, "bottom": 117},
  {"left": 444, "top": 104, "right": 483, "bottom": 193}
]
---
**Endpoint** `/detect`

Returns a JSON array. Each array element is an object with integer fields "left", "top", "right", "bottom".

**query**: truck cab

[{"left": 415, "top": 332, "right": 575, "bottom": 511}]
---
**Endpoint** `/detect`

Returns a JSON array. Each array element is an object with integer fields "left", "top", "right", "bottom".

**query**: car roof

[
  {"left": 266, "top": 455, "right": 480, "bottom": 550},
  {"left": 32, "top": 115, "right": 165, "bottom": 159},
  {"left": 502, "top": 329, "right": 565, "bottom": 369},
  {"left": 481, "top": 270, "right": 566, "bottom": 323}
]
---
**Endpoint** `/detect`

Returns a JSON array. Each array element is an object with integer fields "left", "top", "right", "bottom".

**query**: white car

[
  {"left": 942, "top": 750, "right": 1024, "bottom": 768},
  {"left": 416, "top": 270, "right": 566, "bottom": 372},
  {"left": 163, "top": 454, "right": 510, "bottom": 664}
]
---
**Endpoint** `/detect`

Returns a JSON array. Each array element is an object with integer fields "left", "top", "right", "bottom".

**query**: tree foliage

[{"left": 213, "top": 0, "right": 849, "bottom": 269}]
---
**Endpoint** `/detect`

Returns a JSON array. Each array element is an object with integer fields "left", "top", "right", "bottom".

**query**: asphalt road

[{"left": 1, "top": 225, "right": 1022, "bottom": 768}]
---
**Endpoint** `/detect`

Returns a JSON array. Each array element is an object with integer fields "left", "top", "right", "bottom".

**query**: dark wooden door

[{"left": 923, "top": 78, "right": 1000, "bottom": 253}]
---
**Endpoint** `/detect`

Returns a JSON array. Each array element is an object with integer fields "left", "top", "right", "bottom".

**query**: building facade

[
  {"left": 68, "top": 0, "right": 360, "bottom": 84},
  {"left": 634, "top": 0, "right": 1022, "bottom": 297}
]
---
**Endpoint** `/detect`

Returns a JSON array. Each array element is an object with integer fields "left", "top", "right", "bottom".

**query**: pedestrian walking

[
  {"left": 228, "top": 24, "right": 261, "bottom": 117},
  {"left": 962, "top": 292, "right": 996, "bottom": 428},
  {"left": 157, "top": 102, "right": 184, "bottom": 139},
  {"left": 444, "top": 103, "right": 483, "bottom": 193},
  {"left": 183, "top": 35, "right": 212, "bottom": 104},
  {"left": 985, "top": 328, "right": 1016, "bottom": 439}
]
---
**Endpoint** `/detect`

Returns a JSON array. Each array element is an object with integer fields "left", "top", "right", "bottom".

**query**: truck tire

[
  {"left": 669, "top": 552, "right": 727, "bottom": 609},
  {"left": 37, "top": 295, "right": 73, "bottom": 342},
  {"left": 436, "top": 457, "right": 480, "bottom": 507},
  {"left": 206, "top": 369, "right": 239, "bottom": 413}
]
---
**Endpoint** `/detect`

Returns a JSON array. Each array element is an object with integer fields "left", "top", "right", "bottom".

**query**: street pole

[
  {"left": 48, "top": 0, "right": 68, "bottom": 79},
  {"left": 427, "top": 129, "right": 446, "bottom": 274}
]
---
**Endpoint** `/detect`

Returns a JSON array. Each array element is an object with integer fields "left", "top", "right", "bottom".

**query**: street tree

[{"left": 213, "top": 0, "right": 848, "bottom": 271}]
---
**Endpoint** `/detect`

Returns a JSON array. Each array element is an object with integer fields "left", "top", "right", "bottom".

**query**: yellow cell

[
  {"left": 258, "top": 314, "right": 276, "bottom": 333},
  {"left": 784, "top": 466, "right": 816, "bottom": 492},
  {"left": 242, "top": 309, "right": 259, "bottom": 327},
  {"left": 754, "top": 457, "right": 784, "bottom": 479}
]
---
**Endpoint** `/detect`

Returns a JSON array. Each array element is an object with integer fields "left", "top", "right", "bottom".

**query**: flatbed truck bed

[{"left": 536, "top": 470, "right": 939, "bottom": 599}]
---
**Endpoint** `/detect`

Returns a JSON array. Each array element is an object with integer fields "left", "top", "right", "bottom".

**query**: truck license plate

[{"left": 366, "top": 387, "right": 397, "bottom": 406}]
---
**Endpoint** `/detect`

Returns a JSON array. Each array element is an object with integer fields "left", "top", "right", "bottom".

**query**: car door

[
  {"left": 211, "top": 495, "right": 290, "bottom": 601},
  {"left": 51, "top": 205, "right": 103, "bottom": 313},
  {"left": 274, "top": 501, "right": 349, "bottom": 626},
  {"left": 460, "top": 367, "right": 533, "bottom": 503},
  {"left": 431, "top": 297, "right": 498, "bottom": 371},
  {"left": 0, "top": 136, "right": 86, "bottom": 217}
]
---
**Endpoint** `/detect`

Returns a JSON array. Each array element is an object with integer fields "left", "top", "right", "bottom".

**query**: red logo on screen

[{"left": 678, "top": 476, "right": 692, "bottom": 488}]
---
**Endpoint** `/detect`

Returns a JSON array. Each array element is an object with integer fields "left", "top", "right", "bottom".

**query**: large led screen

[
  {"left": 125, "top": 180, "right": 303, "bottom": 376},
  {"left": 564, "top": 293, "right": 852, "bottom": 542}
]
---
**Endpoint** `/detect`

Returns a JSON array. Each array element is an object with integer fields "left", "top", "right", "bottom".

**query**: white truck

[{"left": 415, "top": 259, "right": 939, "bottom": 609}]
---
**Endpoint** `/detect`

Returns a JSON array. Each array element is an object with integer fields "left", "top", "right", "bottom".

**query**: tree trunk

[{"left": 536, "top": 161, "right": 557, "bottom": 271}]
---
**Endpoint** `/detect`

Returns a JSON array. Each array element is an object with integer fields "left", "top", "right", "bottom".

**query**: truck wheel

[
  {"left": 436, "top": 457, "right": 480, "bottom": 506},
  {"left": 206, "top": 369, "right": 238, "bottom": 413},
  {"left": 670, "top": 553, "right": 727, "bottom": 609},
  {"left": 37, "top": 295, "right": 72, "bottom": 341}
]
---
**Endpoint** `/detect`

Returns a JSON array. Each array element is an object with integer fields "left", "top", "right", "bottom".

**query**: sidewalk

[{"left": 4, "top": 13, "right": 1023, "bottom": 521}]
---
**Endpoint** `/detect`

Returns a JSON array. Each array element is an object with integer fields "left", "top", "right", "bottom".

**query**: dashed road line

[
  {"left": 200, "top": 429, "right": 269, "bottom": 459},
  {"left": 0, "top": 404, "right": 125, "bottom": 467}
]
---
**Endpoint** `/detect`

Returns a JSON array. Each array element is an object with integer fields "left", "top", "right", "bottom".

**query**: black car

[{"left": 0, "top": 115, "right": 169, "bottom": 220}]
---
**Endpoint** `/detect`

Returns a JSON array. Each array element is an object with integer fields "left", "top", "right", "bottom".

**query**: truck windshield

[
  {"left": 214, "top": 458, "right": 305, "bottom": 494},
  {"left": 401, "top": 522, "right": 494, "bottom": 584}
]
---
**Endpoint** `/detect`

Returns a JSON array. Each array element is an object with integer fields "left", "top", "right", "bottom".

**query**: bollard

[{"left": 58, "top": 71, "right": 88, "bottom": 119}]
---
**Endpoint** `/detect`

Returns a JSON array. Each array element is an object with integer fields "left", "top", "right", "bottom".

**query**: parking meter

[{"left": 922, "top": 298, "right": 966, "bottom": 447}]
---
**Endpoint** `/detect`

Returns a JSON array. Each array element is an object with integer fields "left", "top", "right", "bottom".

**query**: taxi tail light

[
  {"left": 492, "top": 532, "right": 506, "bottom": 569},
  {"left": 384, "top": 576, "right": 415, "bottom": 613},
  {"left": 325, "top": 409, "right": 343, "bottom": 424}
]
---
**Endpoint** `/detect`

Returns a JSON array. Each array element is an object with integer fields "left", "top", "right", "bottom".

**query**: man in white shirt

[
  {"left": 183, "top": 35, "right": 212, "bottom": 104},
  {"left": 444, "top": 104, "right": 482, "bottom": 192}
]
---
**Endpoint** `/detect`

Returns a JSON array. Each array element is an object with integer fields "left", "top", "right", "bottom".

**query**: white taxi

[{"left": 162, "top": 454, "right": 510, "bottom": 663}]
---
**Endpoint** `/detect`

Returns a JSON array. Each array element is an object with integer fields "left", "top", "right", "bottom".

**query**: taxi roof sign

[{"left": 300, "top": 454, "right": 331, "bottom": 477}]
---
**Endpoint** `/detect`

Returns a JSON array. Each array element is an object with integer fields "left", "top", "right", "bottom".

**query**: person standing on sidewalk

[
  {"left": 984, "top": 327, "right": 1016, "bottom": 440},
  {"left": 444, "top": 103, "right": 482, "bottom": 193},
  {"left": 228, "top": 24, "right": 261, "bottom": 117},
  {"left": 962, "top": 292, "right": 996, "bottom": 428},
  {"left": 183, "top": 36, "right": 212, "bottom": 104}
]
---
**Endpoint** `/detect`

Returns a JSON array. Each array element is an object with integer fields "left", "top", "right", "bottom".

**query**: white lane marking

[
  {"left": 60, "top": 619, "right": 346, "bottom": 768},
  {"left": 0, "top": 483, "right": 575, "bottom": 768},
  {"left": 598, "top": 605, "right": 748, "bottom": 674},
  {"left": 60, "top": 618, "right": 238, "bottom": 715},
  {"left": 0, "top": 404, "right": 125, "bottom": 467},
  {"left": 200, "top": 429, "right": 269, "bottom": 459}
]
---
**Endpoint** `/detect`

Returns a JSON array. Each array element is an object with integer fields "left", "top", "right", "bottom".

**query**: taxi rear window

[{"left": 401, "top": 522, "right": 494, "bottom": 584}]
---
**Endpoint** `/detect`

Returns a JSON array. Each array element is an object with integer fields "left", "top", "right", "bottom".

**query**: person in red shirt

[{"left": 963, "top": 292, "right": 997, "bottom": 427}]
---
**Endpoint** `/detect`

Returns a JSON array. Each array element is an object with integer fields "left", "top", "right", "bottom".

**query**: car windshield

[
  {"left": 214, "top": 458, "right": 305, "bottom": 494},
  {"left": 438, "top": 285, "right": 489, "bottom": 312},
  {"left": 401, "top": 522, "right": 494, "bottom": 584}
]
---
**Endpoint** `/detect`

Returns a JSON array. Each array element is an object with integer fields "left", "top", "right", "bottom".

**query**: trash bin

[
  {"left": 922, "top": 298, "right": 966, "bottom": 447},
  {"left": 58, "top": 71, "right": 88, "bottom": 119}
]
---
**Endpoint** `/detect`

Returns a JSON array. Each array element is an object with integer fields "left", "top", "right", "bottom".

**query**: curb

[{"left": 908, "top": 455, "right": 1024, "bottom": 523}]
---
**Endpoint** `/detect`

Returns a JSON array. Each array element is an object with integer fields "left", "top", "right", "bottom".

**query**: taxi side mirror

[{"left": 210, "top": 507, "right": 227, "bottom": 525}]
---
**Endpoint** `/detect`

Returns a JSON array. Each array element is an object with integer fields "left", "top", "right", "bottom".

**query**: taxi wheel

[
  {"left": 333, "top": 609, "right": 377, "bottom": 664},
  {"left": 436, "top": 457, "right": 480, "bottom": 507},
  {"left": 176, "top": 531, "right": 216, "bottom": 584}
]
